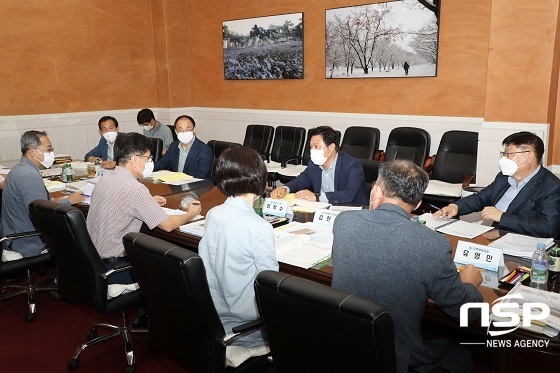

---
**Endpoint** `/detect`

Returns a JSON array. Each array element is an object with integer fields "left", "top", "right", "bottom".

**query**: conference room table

[{"left": 63, "top": 175, "right": 559, "bottom": 372}]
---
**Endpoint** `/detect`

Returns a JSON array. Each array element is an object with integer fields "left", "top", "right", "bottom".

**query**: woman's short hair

[{"left": 214, "top": 146, "right": 267, "bottom": 197}]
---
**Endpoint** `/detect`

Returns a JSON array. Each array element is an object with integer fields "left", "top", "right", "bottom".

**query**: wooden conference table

[{"left": 69, "top": 176, "right": 558, "bottom": 372}]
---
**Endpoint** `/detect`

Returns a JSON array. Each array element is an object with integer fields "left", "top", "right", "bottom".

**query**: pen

[{"left": 428, "top": 203, "right": 441, "bottom": 211}]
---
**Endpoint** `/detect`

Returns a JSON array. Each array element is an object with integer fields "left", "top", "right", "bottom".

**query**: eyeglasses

[
  {"left": 135, "top": 155, "right": 153, "bottom": 162},
  {"left": 33, "top": 147, "right": 54, "bottom": 153},
  {"left": 499, "top": 150, "right": 529, "bottom": 158},
  {"left": 176, "top": 129, "right": 194, "bottom": 133}
]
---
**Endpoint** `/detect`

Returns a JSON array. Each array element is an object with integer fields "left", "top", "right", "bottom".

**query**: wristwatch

[{"left": 315, "top": 193, "right": 321, "bottom": 202}]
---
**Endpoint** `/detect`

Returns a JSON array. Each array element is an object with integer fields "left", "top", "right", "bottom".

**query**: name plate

[
  {"left": 312, "top": 209, "right": 340, "bottom": 227},
  {"left": 96, "top": 169, "right": 106, "bottom": 177},
  {"left": 263, "top": 198, "right": 293, "bottom": 218},
  {"left": 454, "top": 240, "right": 504, "bottom": 272}
]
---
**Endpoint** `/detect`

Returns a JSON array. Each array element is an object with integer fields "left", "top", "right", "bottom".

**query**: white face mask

[
  {"left": 103, "top": 131, "right": 118, "bottom": 143},
  {"left": 310, "top": 148, "right": 331, "bottom": 166},
  {"left": 38, "top": 151, "right": 55, "bottom": 169},
  {"left": 135, "top": 157, "right": 154, "bottom": 178},
  {"left": 177, "top": 131, "right": 194, "bottom": 145},
  {"left": 143, "top": 125, "right": 153, "bottom": 131},
  {"left": 498, "top": 156, "right": 518, "bottom": 176}
]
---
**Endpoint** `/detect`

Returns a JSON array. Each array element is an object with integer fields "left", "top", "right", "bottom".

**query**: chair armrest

[
  {"left": 0, "top": 231, "right": 41, "bottom": 244},
  {"left": 260, "top": 153, "right": 271, "bottom": 163},
  {"left": 373, "top": 150, "right": 383, "bottom": 161},
  {"left": 285, "top": 157, "right": 302, "bottom": 166},
  {"left": 462, "top": 174, "right": 475, "bottom": 188},
  {"left": 220, "top": 319, "right": 263, "bottom": 346},
  {"left": 379, "top": 152, "right": 386, "bottom": 161},
  {"left": 101, "top": 263, "right": 132, "bottom": 280}
]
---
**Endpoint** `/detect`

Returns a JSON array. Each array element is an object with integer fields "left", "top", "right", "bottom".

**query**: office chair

[
  {"left": 208, "top": 140, "right": 242, "bottom": 161},
  {"left": 168, "top": 125, "right": 178, "bottom": 142},
  {"left": 340, "top": 126, "right": 380, "bottom": 160},
  {"left": 255, "top": 271, "right": 397, "bottom": 373},
  {"left": 124, "top": 232, "right": 270, "bottom": 373},
  {"left": 360, "top": 159, "right": 379, "bottom": 190},
  {"left": 0, "top": 232, "right": 57, "bottom": 322},
  {"left": 267, "top": 126, "right": 305, "bottom": 186},
  {"left": 149, "top": 137, "right": 163, "bottom": 163},
  {"left": 423, "top": 130, "right": 478, "bottom": 209},
  {"left": 28, "top": 200, "right": 146, "bottom": 373},
  {"left": 381, "top": 127, "right": 431, "bottom": 167},
  {"left": 243, "top": 125, "right": 274, "bottom": 161}
]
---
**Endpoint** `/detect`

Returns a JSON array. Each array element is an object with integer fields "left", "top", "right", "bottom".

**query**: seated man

[
  {"left": 332, "top": 160, "right": 483, "bottom": 373},
  {"left": 84, "top": 115, "right": 123, "bottom": 170},
  {"left": 1, "top": 130, "right": 84, "bottom": 258},
  {"left": 436, "top": 131, "right": 560, "bottom": 237},
  {"left": 137, "top": 108, "right": 173, "bottom": 155},
  {"left": 87, "top": 132, "right": 202, "bottom": 284},
  {"left": 271, "top": 126, "right": 369, "bottom": 205},
  {"left": 153, "top": 115, "right": 213, "bottom": 180}
]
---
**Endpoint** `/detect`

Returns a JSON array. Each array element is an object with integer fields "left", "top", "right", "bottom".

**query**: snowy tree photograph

[
  {"left": 223, "top": 13, "right": 303, "bottom": 80},
  {"left": 325, "top": 0, "right": 439, "bottom": 79}
]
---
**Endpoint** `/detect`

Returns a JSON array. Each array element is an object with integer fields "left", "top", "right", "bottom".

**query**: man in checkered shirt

[{"left": 87, "top": 132, "right": 201, "bottom": 284}]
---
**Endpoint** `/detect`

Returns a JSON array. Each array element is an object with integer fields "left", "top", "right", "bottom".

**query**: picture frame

[
  {"left": 222, "top": 12, "right": 304, "bottom": 80},
  {"left": 325, "top": 0, "right": 439, "bottom": 79}
]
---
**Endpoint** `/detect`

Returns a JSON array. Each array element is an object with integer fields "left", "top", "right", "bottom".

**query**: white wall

[{"left": 0, "top": 107, "right": 550, "bottom": 187}]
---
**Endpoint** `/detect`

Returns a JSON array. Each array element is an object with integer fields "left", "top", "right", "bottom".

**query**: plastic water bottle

[
  {"left": 61, "top": 162, "right": 67, "bottom": 182},
  {"left": 531, "top": 243, "right": 548, "bottom": 284}
]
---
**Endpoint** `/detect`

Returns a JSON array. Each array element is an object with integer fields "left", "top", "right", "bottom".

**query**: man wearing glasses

[
  {"left": 87, "top": 133, "right": 201, "bottom": 284},
  {"left": 1, "top": 131, "right": 84, "bottom": 258},
  {"left": 436, "top": 131, "right": 560, "bottom": 237}
]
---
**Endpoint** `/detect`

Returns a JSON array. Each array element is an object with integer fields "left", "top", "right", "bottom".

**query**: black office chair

[
  {"left": 268, "top": 126, "right": 305, "bottom": 186},
  {"left": 29, "top": 200, "right": 146, "bottom": 373},
  {"left": 360, "top": 159, "right": 379, "bottom": 190},
  {"left": 255, "top": 271, "right": 397, "bottom": 373},
  {"left": 340, "top": 126, "right": 380, "bottom": 160},
  {"left": 243, "top": 125, "right": 274, "bottom": 161},
  {"left": 168, "top": 125, "right": 178, "bottom": 142},
  {"left": 208, "top": 140, "right": 242, "bottom": 161},
  {"left": 149, "top": 137, "right": 163, "bottom": 163},
  {"left": 0, "top": 232, "right": 56, "bottom": 322},
  {"left": 382, "top": 127, "right": 431, "bottom": 167},
  {"left": 123, "top": 232, "right": 270, "bottom": 373},
  {"left": 423, "top": 130, "right": 478, "bottom": 209}
]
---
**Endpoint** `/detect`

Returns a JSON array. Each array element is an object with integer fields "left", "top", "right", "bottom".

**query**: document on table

[
  {"left": 43, "top": 180, "right": 65, "bottom": 192},
  {"left": 277, "top": 164, "right": 307, "bottom": 177},
  {"left": 418, "top": 213, "right": 494, "bottom": 238},
  {"left": 152, "top": 171, "right": 192, "bottom": 183},
  {"left": 424, "top": 180, "right": 463, "bottom": 197},
  {"left": 274, "top": 222, "right": 333, "bottom": 269},
  {"left": 280, "top": 193, "right": 331, "bottom": 213},
  {"left": 179, "top": 219, "right": 206, "bottom": 237},
  {"left": 489, "top": 233, "right": 555, "bottom": 259}
]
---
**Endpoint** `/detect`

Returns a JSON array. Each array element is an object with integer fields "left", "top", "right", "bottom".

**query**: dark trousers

[{"left": 103, "top": 257, "right": 136, "bottom": 285}]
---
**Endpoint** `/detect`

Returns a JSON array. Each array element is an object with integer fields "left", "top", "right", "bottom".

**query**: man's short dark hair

[
  {"left": 502, "top": 131, "right": 544, "bottom": 163},
  {"left": 137, "top": 108, "right": 155, "bottom": 125},
  {"left": 173, "top": 115, "right": 196, "bottom": 128},
  {"left": 214, "top": 147, "right": 267, "bottom": 197},
  {"left": 21, "top": 130, "right": 48, "bottom": 154},
  {"left": 310, "top": 126, "right": 340, "bottom": 148},
  {"left": 114, "top": 133, "right": 153, "bottom": 166},
  {"left": 97, "top": 116, "right": 119, "bottom": 130},
  {"left": 377, "top": 160, "right": 429, "bottom": 207}
]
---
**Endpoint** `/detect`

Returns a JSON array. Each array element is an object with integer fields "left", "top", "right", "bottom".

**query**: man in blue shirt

[
  {"left": 436, "top": 131, "right": 560, "bottom": 237},
  {"left": 271, "top": 126, "right": 369, "bottom": 205},
  {"left": 137, "top": 108, "right": 173, "bottom": 155},
  {"left": 1, "top": 131, "right": 84, "bottom": 257},
  {"left": 84, "top": 116, "right": 123, "bottom": 170}
]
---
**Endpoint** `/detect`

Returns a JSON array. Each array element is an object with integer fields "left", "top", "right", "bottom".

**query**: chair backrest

[
  {"left": 168, "top": 125, "right": 178, "bottom": 142},
  {"left": 207, "top": 140, "right": 242, "bottom": 161},
  {"left": 432, "top": 130, "right": 478, "bottom": 183},
  {"left": 360, "top": 159, "right": 380, "bottom": 190},
  {"left": 243, "top": 125, "right": 274, "bottom": 158},
  {"left": 384, "top": 127, "right": 431, "bottom": 167},
  {"left": 123, "top": 232, "right": 227, "bottom": 373},
  {"left": 28, "top": 200, "right": 120, "bottom": 312},
  {"left": 270, "top": 126, "right": 306, "bottom": 164},
  {"left": 341, "top": 126, "right": 380, "bottom": 160},
  {"left": 150, "top": 137, "right": 164, "bottom": 162},
  {"left": 255, "top": 271, "right": 397, "bottom": 373}
]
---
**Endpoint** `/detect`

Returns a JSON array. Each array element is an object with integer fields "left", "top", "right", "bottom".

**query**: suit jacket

[
  {"left": 285, "top": 151, "right": 369, "bottom": 205},
  {"left": 84, "top": 132, "right": 124, "bottom": 161},
  {"left": 332, "top": 204, "right": 482, "bottom": 373},
  {"left": 154, "top": 138, "right": 213, "bottom": 179},
  {"left": 454, "top": 167, "right": 560, "bottom": 237}
]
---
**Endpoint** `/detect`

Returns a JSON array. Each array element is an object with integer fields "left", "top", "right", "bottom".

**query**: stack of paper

[
  {"left": 417, "top": 213, "right": 494, "bottom": 239},
  {"left": 489, "top": 233, "right": 555, "bottom": 259},
  {"left": 43, "top": 180, "right": 65, "bottom": 192},
  {"left": 424, "top": 180, "right": 463, "bottom": 197},
  {"left": 279, "top": 193, "right": 331, "bottom": 213},
  {"left": 151, "top": 171, "right": 198, "bottom": 185},
  {"left": 274, "top": 222, "right": 333, "bottom": 269},
  {"left": 179, "top": 219, "right": 206, "bottom": 237}
]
